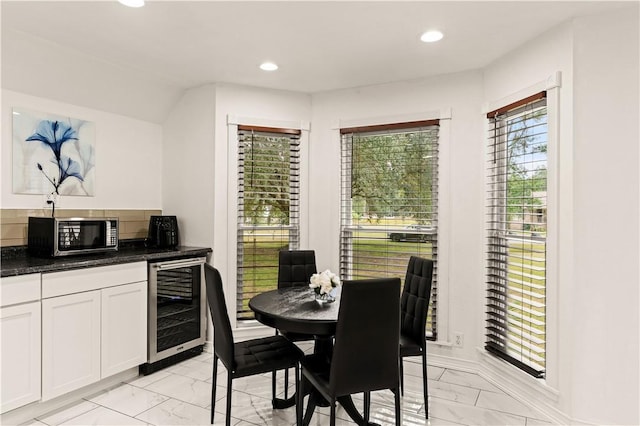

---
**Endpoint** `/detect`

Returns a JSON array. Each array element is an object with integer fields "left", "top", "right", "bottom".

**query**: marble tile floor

[{"left": 22, "top": 344, "right": 554, "bottom": 426}]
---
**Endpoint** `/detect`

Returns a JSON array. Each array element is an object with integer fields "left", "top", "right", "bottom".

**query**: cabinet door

[
  {"left": 0, "top": 302, "right": 41, "bottom": 413},
  {"left": 101, "top": 282, "right": 147, "bottom": 377},
  {"left": 42, "top": 290, "right": 101, "bottom": 401}
]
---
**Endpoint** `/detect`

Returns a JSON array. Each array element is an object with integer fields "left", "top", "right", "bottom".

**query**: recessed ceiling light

[
  {"left": 118, "top": 0, "right": 145, "bottom": 8},
  {"left": 260, "top": 62, "right": 278, "bottom": 71},
  {"left": 420, "top": 30, "right": 443, "bottom": 43}
]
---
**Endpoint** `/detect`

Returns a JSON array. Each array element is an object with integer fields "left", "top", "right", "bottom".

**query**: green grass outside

[
  {"left": 237, "top": 234, "right": 436, "bottom": 327},
  {"left": 237, "top": 233, "right": 546, "bottom": 366},
  {"left": 237, "top": 240, "right": 287, "bottom": 318},
  {"left": 503, "top": 240, "right": 547, "bottom": 367}
]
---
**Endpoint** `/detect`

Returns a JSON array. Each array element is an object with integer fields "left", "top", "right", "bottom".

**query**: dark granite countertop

[{"left": 0, "top": 242, "right": 212, "bottom": 277}]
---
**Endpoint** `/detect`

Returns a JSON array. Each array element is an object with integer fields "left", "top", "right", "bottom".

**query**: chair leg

[
  {"left": 297, "top": 372, "right": 305, "bottom": 426},
  {"left": 226, "top": 372, "right": 233, "bottom": 426},
  {"left": 394, "top": 387, "right": 401, "bottom": 426},
  {"left": 364, "top": 391, "right": 371, "bottom": 422},
  {"left": 272, "top": 368, "right": 292, "bottom": 402},
  {"left": 330, "top": 400, "right": 336, "bottom": 426},
  {"left": 211, "top": 354, "right": 218, "bottom": 424},
  {"left": 272, "top": 329, "right": 281, "bottom": 401},
  {"left": 422, "top": 350, "right": 428, "bottom": 419},
  {"left": 284, "top": 368, "right": 290, "bottom": 399},
  {"left": 271, "top": 370, "right": 277, "bottom": 406},
  {"left": 294, "top": 364, "right": 301, "bottom": 425},
  {"left": 399, "top": 357, "right": 404, "bottom": 395}
]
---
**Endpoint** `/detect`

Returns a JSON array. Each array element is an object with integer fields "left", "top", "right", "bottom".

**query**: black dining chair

[
  {"left": 278, "top": 250, "right": 317, "bottom": 288},
  {"left": 399, "top": 256, "right": 434, "bottom": 420},
  {"left": 274, "top": 250, "right": 318, "bottom": 401},
  {"left": 204, "top": 264, "right": 304, "bottom": 426},
  {"left": 298, "top": 277, "right": 402, "bottom": 426}
]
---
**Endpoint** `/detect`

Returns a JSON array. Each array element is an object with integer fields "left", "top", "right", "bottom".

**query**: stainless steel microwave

[{"left": 28, "top": 217, "right": 119, "bottom": 257}]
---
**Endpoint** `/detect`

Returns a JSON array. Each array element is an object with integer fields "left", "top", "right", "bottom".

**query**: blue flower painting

[{"left": 13, "top": 109, "right": 95, "bottom": 196}]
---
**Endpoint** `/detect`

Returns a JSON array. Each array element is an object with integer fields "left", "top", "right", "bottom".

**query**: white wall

[
  {"left": 309, "top": 70, "right": 485, "bottom": 361},
  {"left": 1, "top": 90, "right": 163, "bottom": 209},
  {"left": 571, "top": 7, "right": 639, "bottom": 424},
  {"left": 483, "top": 6, "right": 639, "bottom": 424},
  {"left": 483, "top": 20, "right": 575, "bottom": 419},
  {"left": 161, "top": 85, "right": 216, "bottom": 248}
]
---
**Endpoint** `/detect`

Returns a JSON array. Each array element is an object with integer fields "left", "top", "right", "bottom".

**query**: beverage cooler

[{"left": 141, "top": 256, "right": 206, "bottom": 375}]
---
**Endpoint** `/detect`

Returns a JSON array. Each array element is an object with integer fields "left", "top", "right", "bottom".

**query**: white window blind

[
  {"left": 340, "top": 120, "right": 439, "bottom": 338},
  {"left": 237, "top": 125, "right": 300, "bottom": 321},
  {"left": 486, "top": 92, "right": 547, "bottom": 378}
]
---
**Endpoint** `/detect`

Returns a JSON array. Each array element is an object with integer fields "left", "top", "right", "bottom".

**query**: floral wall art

[{"left": 12, "top": 108, "right": 95, "bottom": 197}]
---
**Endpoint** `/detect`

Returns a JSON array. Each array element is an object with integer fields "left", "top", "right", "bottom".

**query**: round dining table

[
  {"left": 249, "top": 286, "right": 380, "bottom": 426},
  {"left": 249, "top": 286, "right": 340, "bottom": 335}
]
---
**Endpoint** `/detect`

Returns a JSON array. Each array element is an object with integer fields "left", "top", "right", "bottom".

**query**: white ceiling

[{"left": 1, "top": 1, "right": 631, "bottom": 121}]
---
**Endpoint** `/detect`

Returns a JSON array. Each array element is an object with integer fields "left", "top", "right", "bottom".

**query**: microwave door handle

[{"left": 154, "top": 258, "right": 205, "bottom": 270}]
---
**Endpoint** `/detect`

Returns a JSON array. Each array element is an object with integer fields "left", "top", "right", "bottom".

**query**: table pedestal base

[
  {"left": 272, "top": 395, "right": 296, "bottom": 410},
  {"left": 302, "top": 390, "right": 381, "bottom": 426}
]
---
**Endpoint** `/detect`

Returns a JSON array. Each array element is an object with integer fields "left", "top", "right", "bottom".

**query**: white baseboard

[
  {"left": 475, "top": 349, "right": 577, "bottom": 425},
  {"left": 234, "top": 323, "right": 276, "bottom": 341},
  {"left": 201, "top": 324, "right": 275, "bottom": 355},
  {"left": 428, "top": 349, "right": 582, "bottom": 425},
  {"left": 427, "top": 351, "right": 479, "bottom": 373}
]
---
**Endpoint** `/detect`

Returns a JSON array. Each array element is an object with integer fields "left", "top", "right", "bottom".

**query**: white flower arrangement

[{"left": 309, "top": 269, "right": 341, "bottom": 296}]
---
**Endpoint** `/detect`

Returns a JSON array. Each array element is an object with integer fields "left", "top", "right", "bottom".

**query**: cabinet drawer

[
  {"left": 0, "top": 274, "right": 41, "bottom": 307},
  {"left": 42, "top": 262, "right": 147, "bottom": 298}
]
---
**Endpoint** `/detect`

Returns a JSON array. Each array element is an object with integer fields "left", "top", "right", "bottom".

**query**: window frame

[
  {"left": 225, "top": 116, "right": 310, "bottom": 332},
  {"left": 338, "top": 119, "right": 442, "bottom": 340},
  {"left": 485, "top": 91, "right": 549, "bottom": 378},
  {"left": 236, "top": 125, "right": 302, "bottom": 322},
  {"left": 482, "top": 73, "right": 561, "bottom": 389}
]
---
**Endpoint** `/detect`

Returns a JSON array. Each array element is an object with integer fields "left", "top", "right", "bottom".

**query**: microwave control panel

[{"left": 106, "top": 220, "right": 118, "bottom": 247}]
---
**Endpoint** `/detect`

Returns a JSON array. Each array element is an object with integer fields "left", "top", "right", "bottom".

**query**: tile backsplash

[{"left": 0, "top": 209, "right": 162, "bottom": 247}]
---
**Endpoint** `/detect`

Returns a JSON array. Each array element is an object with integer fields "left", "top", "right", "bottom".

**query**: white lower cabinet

[
  {"left": 101, "top": 281, "right": 147, "bottom": 377},
  {"left": 0, "top": 301, "right": 41, "bottom": 413},
  {"left": 41, "top": 290, "right": 101, "bottom": 401},
  {"left": 40, "top": 262, "right": 148, "bottom": 402},
  {"left": 0, "top": 273, "right": 42, "bottom": 414}
]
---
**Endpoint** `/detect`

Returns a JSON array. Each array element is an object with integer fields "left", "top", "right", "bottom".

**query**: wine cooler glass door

[{"left": 148, "top": 257, "right": 206, "bottom": 363}]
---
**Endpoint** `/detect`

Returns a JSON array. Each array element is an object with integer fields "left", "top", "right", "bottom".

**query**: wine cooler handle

[{"left": 152, "top": 257, "right": 206, "bottom": 270}]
